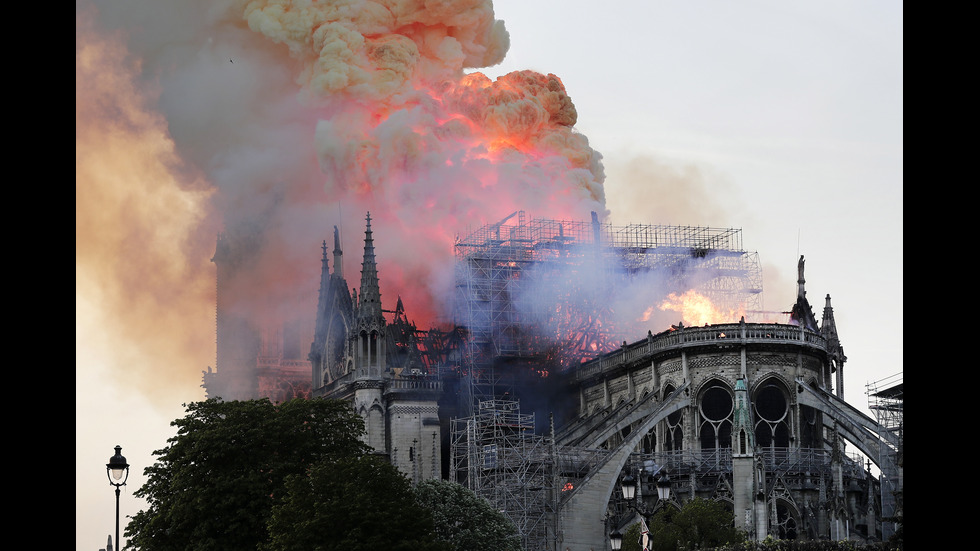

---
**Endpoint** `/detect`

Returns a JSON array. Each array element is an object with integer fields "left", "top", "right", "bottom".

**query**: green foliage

[
  {"left": 647, "top": 498, "right": 747, "bottom": 551},
  {"left": 712, "top": 539, "right": 901, "bottom": 550},
  {"left": 620, "top": 522, "right": 643, "bottom": 551},
  {"left": 266, "top": 455, "right": 450, "bottom": 551},
  {"left": 412, "top": 479, "right": 523, "bottom": 551},
  {"left": 126, "top": 398, "right": 370, "bottom": 551}
]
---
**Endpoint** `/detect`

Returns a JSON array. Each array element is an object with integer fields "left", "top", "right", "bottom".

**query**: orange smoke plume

[
  {"left": 229, "top": 0, "right": 607, "bottom": 328},
  {"left": 77, "top": 0, "right": 609, "bottom": 396},
  {"left": 76, "top": 6, "right": 218, "bottom": 406}
]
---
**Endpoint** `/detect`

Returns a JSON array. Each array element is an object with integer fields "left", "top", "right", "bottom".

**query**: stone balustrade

[{"left": 571, "top": 322, "right": 827, "bottom": 383}]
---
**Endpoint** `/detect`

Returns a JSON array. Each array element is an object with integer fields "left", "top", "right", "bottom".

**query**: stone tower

[
  {"left": 309, "top": 226, "right": 353, "bottom": 390},
  {"left": 352, "top": 212, "right": 387, "bottom": 453},
  {"left": 310, "top": 213, "right": 442, "bottom": 480},
  {"left": 731, "top": 377, "right": 768, "bottom": 540}
]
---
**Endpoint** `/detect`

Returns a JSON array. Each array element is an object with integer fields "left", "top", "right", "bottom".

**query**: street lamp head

[
  {"left": 656, "top": 471, "right": 671, "bottom": 501},
  {"left": 106, "top": 445, "right": 130, "bottom": 485},
  {"left": 107, "top": 445, "right": 131, "bottom": 551},
  {"left": 620, "top": 473, "right": 637, "bottom": 501},
  {"left": 609, "top": 529, "right": 623, "bottom": 550}
]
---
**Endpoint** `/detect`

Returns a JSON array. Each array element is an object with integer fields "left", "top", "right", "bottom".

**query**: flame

[{"left": 657, "top": 290, "right": 743, "bottom": 327}]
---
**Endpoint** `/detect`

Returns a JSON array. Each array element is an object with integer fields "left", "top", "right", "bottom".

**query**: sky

[{"left": 76, "top": 1, "right": 902, "bottom": 549}]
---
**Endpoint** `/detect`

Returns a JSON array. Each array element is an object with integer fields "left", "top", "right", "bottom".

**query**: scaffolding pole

[
  {"left": 451, "top": 399, "right": 557, "bottom": 551},
  {"left": 866, "top": 372, "right": 903, "bottom": 540}
]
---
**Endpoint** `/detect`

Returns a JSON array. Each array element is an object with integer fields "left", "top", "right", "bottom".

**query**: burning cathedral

[
  {"left": 190, "top": 3, "right": 900, "bottom": 550},
  {"left": 203, "top": 208, "right": 902, "bottom": 551}
]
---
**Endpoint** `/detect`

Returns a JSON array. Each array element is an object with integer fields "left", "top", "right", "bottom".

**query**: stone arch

[
  {"left": 559, "top": 382, "right": 690, "bottom": 550},
  {"left": 765, "top": 475, "right": 803, "bottom": 540},
  {"left": 711, "top": 473, "right": 736, "bottom": 504},
  {"left": 749, "top": 371, "right": 792, "bottom": 396},
  {"left": 795, "top": 380, "right": 895, "bottom": 471},
  {"left": 696, "top": 377, "right": 735, "bottom": 451},
  {"left": 752, "top": 375, "right": 793, "bottom": 449},
  {"left": 691, "top": 374, "right": 735, "bottom": 400},
  {"left": 771, "top": 496, "right": 802, "bottom": 540},
  {"left": 661, "top": 380, "right": 685, "bottom": 451}
]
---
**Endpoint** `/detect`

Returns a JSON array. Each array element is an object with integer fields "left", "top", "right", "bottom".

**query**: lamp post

[
  {"left": 106, "top": 445, "right": 130, "bottom": 551},
  {"left": 617, "top": 467, "right": 672, "bottom": 550},
  {"left": 621, "top": 468, "right": 672, "bottom": 511}
]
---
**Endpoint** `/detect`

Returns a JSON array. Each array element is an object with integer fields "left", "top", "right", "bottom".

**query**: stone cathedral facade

[
  {"left": 308, "top": 213, "right": 445, "bottom": 481},
  {"left": 205, "top": 214, "right": 901, "bottom": 550}
]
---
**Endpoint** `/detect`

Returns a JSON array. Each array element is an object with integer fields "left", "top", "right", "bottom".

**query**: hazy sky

[{"left": 76, "top": 2, "right": 902, "bottom": 549}]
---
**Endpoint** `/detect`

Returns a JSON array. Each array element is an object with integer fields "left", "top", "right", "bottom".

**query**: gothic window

[
  {"left": 773, "top": 500, "right": 800, "bottom": 540},
  {"left": 663, "top": 383, "right": 684, "bottom": 451},
  {"left": 641, "top": 428, "right": 657, "bottom": 454},
  {"left": 799, "top": 405, "right": 819, "bottom": 448},
  {"left": 754, "top": 381, "right": 790, "bottom": 449},
  {"left": 699, "top": 382, "right": 733, "bottom": 450},
  {"left": 369, "top": 330, "right": 380, "bottom": 366}
]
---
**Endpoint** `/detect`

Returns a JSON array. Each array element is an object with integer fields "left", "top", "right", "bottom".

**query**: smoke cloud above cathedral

[{"left": 77, "top": 0, "right": 613, "bottom": 402}]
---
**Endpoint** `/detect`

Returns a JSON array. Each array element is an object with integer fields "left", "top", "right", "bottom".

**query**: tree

[
  {"left": 647, "top": 498, "right": 747, "bottom": 551},
  {"left": 620, "top": 522, "right": 644, "bottom": 551},
  {"left": 126, "top": 398, "right": 371, "bottom": 551},
  {"left": 265, "top": 455, "right": 450, "bottom": 551},
  {"left": 412, "top": 479, "right": 523, "bottom": 551}
]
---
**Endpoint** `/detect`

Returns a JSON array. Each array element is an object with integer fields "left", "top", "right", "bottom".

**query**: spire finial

[
  {"left": 332, "top": 226, "right": 343, "bottom": 279},
  {"left": 797, "top": 255, "right": 806, "bottom": 299}
]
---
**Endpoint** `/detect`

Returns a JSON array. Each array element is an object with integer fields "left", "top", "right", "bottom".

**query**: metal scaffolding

[
  {"left": 449, "top": 212, "right": 766, "bottom": 550},
  {"left": 867, "top": 372, "right": 903, "bottom": 540},
  {"left": 453, "top": 211, "right": 764, "bottom": 407},
  {"left": 450, "top": 399, "right": 557, "bottom": 551}
]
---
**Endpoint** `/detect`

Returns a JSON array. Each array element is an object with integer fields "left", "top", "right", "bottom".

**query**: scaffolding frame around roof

[{"left": 453, "top": 211, "right": 764, "bottom": 408}]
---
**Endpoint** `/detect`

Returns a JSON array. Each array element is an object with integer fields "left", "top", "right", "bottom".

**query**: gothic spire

[
  {"left": 822, "top": 293, "right": 847, "bottom": 397},
  {"left": 332, "top": 225, "right": 343, "bottom": 280},
  {"left": 357, "top": 212, "right": 384, "bottom": 325},
  {"left": 797, "top": 254, "right": 806, "bottom": 300},
  {"left": 316, "top": 239, "right": 330, "bottom": 309},
  {"left": 309, "top": 232, "right": 354, "bottom": 389},
  {"left": 821, "top": 294, "right": 839, "bottom": 344}
]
